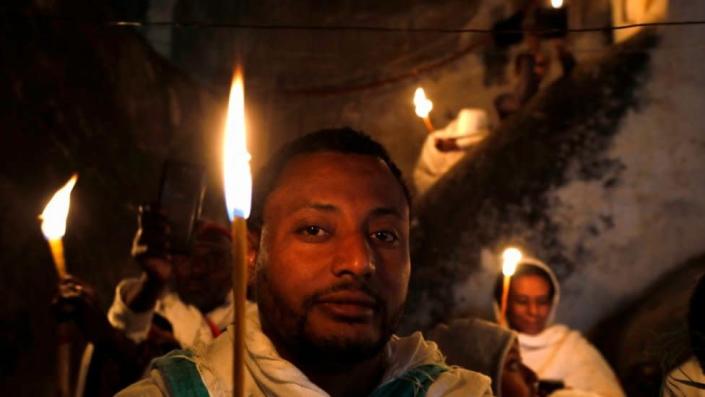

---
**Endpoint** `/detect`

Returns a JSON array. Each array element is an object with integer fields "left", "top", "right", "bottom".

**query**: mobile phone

[{"left": 158, "top": 160, "right": 206, "bottom": 254}]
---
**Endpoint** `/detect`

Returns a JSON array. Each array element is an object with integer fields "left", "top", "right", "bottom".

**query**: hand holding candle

[
  {"left": 39, "top": 173, "right": 78, "bottom": 397},
  {"left": 222, "top": 66, "right": 252, "bottom": 397},
  {"left": 413, "top": 87, "right": 435, "bottom": 133},
  {"left": 500, "top": 247, "right": 523, "bottom": 328}
]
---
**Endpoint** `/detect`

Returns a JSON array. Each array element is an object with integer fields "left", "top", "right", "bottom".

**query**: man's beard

[{"left": 255, "top": 266, "right": 404, "bottom": 370}]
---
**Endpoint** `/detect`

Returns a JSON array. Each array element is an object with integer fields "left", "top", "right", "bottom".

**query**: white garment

[
  {"left": 107, "top": 278, "right": 234, "bottom": 348},
  {"left": 519, "top": 325, "right": 624, "bottom": 397},
  {"left": 413, "top": 108, "right": 489, "bottom": 195},
  {"left": 663, "top": 357, "right": 705, "bottom": 397},
  {"left": 116, "top": 302, "right": 493, "bottom": 397}
]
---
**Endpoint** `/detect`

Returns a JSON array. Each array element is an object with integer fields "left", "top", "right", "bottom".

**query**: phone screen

[{"left": 158, "top": 160, "right": 206, "bottom": 254}]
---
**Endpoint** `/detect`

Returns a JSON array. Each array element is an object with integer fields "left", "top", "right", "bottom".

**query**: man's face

[
  {"left": 173, "top": 241, "right": 232, "bottom": 313},
  {"left": 507, "top": 274, "right": 552, "bottom": 335},
  {"left": 254, "top": 152, "right": 410, "bottom": 366}
]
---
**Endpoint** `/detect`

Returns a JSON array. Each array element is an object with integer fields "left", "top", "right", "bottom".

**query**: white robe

[
  {"left": 116, "top": 302, "right": 493, "bottom": 397},
  {"left": 519, "top": 325, "right": 624, "bottom": 397},
  {"left": 662, "top": 357, "right": 705, "bottom": 397},
  {"left": 413, "top": 108, "right": 489, "bottom": 195},
  {"left": 107, "top": 277, "right": 234, "bottom": 348}
]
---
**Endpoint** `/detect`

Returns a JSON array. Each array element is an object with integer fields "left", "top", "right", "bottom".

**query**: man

[
  {"left": 493, "top": 258, "right": 625, "bottom": 397},
  {"left": 117, "top": 128, "right": 492, "bottom": 396},
  {"left": 109, "top": 214, "right": 235, "bottom": 348},
  {"left": 52, "top": 215, "right": 234, "bottom": 396}
]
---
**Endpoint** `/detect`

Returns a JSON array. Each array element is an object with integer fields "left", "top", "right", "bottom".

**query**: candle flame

[
  {"left": 413, "top": 87, "right": 433, "bottom": 118},
  {"left": 39, "top": 174, "right": 78, "bottom": 240},
  {"left": 551, "top": 0, "right": 564, "bottom": 8},
  {"left": 223, "top": 67, "right": 252, "bottom": 220},
  {"left": 501, "top": 247, "right": 523, "bottom": 277}
]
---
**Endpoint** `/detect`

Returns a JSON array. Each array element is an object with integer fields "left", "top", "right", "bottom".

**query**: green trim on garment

[
  {"left": 369, "top": 363, "right": 449, "bottom": 397},
  {"left": 152, "top": 350, "right": 210, "bottom": 397}
]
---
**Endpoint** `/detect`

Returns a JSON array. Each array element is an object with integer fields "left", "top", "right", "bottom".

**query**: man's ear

[{"left": 247, "top": 228, "right": 260, "bottom": 286}]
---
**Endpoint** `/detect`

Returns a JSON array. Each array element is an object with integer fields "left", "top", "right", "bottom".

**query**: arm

[{"left": 108, "top": 204, "right": 173, "bottom": 342}]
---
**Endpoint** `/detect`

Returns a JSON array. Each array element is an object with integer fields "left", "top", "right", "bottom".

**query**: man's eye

[
  {"left": 295, "top": 225, "right": 332, "bottom": 241},
  {"left": 370, "top": 230, "right": 398, "bottom": 244}
]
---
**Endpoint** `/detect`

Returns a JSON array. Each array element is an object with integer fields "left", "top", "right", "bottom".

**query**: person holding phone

[{"left": 108, "top": 210, "right": 235, "bottom": 349}]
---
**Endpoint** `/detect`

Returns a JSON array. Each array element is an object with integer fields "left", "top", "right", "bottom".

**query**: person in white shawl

[
  {"left": 493, "top": 257, "right": 625, "bottom": 397},
  {"left": 413, "top": 108, "right": 490, "bottom": 195},
  {"left": 117, "top": 128, "right": 492, "bottom": 397}
]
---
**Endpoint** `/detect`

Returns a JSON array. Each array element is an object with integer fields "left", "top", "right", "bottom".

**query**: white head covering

[{"left": 493, "top": 256, "right": 561, "bottom": 327}]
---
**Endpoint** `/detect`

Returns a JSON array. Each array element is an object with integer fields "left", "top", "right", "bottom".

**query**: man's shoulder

[{"left": 385, "top": 332, "right": 492, "bottom": 397}]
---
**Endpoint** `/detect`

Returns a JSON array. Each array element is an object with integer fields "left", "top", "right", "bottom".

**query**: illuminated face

[
  {"left": 254, "top": 152, "right": 410, "bottom": 365},
  {"left": 501, "top": 341, "right": 538, "bottom": 397},
  {"left": 507, "top": 274, "right": 552, "bottom": 335}
]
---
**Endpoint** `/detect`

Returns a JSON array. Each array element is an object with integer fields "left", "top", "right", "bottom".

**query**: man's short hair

[{"left": 248, "top": 127, "right": 411, "bottom": 231}]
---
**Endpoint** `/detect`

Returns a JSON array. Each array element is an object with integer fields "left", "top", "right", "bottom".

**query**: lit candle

[
  {"left": 413, "top": 87, "right": 435, "bottom": 133},
  {"left": 500, "top": 247, "right": 523, "bottom": 328},
  {"left": 39, "top": 174, "right": 78, "bottom": 279},
  {"left": 551, "top": 0, "right": 564, "bottom": 8},
  {"left": 223, "top": 66, "right": 252, "bottom": 397},
  {"left": 38, "top": 173, "right": 78, "bottom": 397}
]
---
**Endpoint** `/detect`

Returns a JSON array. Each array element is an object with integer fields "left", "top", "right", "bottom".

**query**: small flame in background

[
  {"left": 39, "top": 174, "right": 78, "bottom": 240},
  {"left": 223, "top": 67, "right": 252, "bottom": 220},
  {"left": 551, "top": 0, "right": 564, "bottom": 9},
  {"left": 413, "top": 87, "right": 433, "bottom": 118},
  {"left": 501, "top": 247, "right": 523, "bottom": 277}
]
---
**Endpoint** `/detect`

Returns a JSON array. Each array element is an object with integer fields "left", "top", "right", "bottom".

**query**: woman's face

[
  {"left": 501, "top": 341, "right": 538, "bottom": 397},
  {"left": 507, "top": 274, "right": 552, "bottom": 335}
]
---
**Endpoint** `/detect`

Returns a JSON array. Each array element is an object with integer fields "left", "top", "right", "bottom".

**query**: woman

[
  {"left": 428, "top": 318, "right": 538, "bottom": 397},
  {"left": 494, "top": 258, "right": 625, "bottom": 397}
]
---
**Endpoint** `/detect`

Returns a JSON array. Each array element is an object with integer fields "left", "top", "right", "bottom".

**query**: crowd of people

[{"left": 54, "top": 128, "right": 704, "bottom": 396}]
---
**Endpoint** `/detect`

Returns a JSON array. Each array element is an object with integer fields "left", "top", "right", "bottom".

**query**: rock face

[
  {"left": 0, "top": 1, "right": 220, "bottom": 394},
  {"left": 403, "top": 0, "right": 705, "bottom": 351},
  {"left": 402, "top": 32, "right": 656, "bottom": 333}
]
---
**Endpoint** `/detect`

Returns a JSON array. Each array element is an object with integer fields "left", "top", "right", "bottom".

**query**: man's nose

[{"left": 332, "top": 233, "right": 376, "bottom": 277}]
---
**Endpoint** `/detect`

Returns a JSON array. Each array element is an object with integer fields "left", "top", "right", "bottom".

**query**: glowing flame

[
  {"left": 39, "top": 174, "right": 78, "bottom": 240},
  {"left": 501, "top": 247, "right": 523, "bottom": 277},
  {"left": 551, "top": 0, "right": 564, "bottom": 8},
  {"left": 413, "top": 87, "right": 433, "bottom": 118},
  {"left": 223, "top": 67, "right": 252, "bottom": 220}
]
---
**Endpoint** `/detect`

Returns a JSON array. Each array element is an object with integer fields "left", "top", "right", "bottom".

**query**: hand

[{"left": 52, "top": 275, "right": 113, "bottom": 342}]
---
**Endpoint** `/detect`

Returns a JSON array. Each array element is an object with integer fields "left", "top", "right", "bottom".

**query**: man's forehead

[{"left": 266, "top": 152, "right": 408, "bottom": 212}]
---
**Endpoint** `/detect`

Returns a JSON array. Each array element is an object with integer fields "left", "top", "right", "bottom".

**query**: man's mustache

[{"left": 306, "top": 280, "right": 383, "bottom": 309}]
